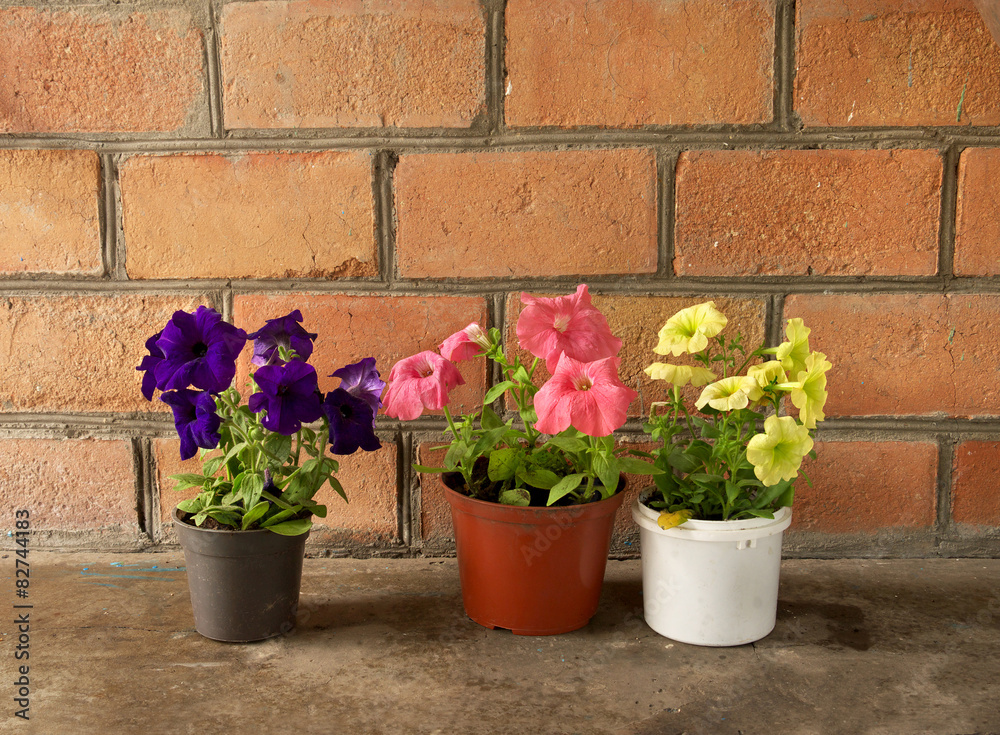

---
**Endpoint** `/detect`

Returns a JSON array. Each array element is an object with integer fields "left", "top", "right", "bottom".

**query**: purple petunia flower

[
  {"left": 160, "top": 389, "right": 222, "bottom": 461},
  {"left": 248, "top": 360, "right": 323, "bottom": 436},
  {"left": 323, "top": 388, "right": 381, "bottom": 455},
  {"left": 136, "top": 331, "right": 165, "bottom": 401},
  {"left": 331, "top": 357, "right": 385, "bottom": 425},
  {"left": 154, "top": 306, "right": 248, "bottom": 394},
  {"left": 248, "top": 309, "right": 318, "bottom": 367}
]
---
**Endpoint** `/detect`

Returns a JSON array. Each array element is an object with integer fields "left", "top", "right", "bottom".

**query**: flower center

[
  {"left": 573, "top": 375, "right": 593, "bottom": 391},
  {"left": 553, "top": 315, "right": 571, "bottom": 333},
  {"left": 339, "top": 404, "right": 353, "bottom": 420},
  {"left": 276, "top": 384, "right": 289, "bottom": 397},
  {"left": 192, "top": 341, "right": 208, "bottom": 358}
]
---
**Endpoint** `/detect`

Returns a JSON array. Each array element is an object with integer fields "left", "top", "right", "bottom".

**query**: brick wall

[{"left": 1, "top": 0, "right": 998, "bottom": 557}]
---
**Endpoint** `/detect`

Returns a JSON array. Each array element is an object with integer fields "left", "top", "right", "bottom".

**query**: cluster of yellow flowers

[{"left": 644, "top": 302, "right": 832, "bottom": 487}]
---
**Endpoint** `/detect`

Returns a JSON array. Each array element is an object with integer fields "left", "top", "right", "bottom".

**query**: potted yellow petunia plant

[{"left": 631, "top": 301, "right": 831, "bottom": 646}]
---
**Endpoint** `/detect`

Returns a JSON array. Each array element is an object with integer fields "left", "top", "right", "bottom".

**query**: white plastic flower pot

[{"left": 632, "top": 489, "right": 792, "bottom": 647}]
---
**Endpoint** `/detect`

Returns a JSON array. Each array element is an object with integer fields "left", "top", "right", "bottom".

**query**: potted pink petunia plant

[{"left": 382, "top": 285, "right": 659, "bottom": 635}]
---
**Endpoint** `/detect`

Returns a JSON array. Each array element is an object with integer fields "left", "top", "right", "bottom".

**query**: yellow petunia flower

[
  {"left": 644, "top": 362, "right": 717, "bottom": 387},
  {"left": 653, "top": 302, "right": 728, "bottom": 357},
  {"left": 746, "top": 415, "right": 814, "bottom": 487},
  {"left": 747, "top": 360, "right": 787, "bottom": 390},
  {"left": 789, "top": 352, "right": 832, "bottom": 429},
  {"left": 695, "top": 376, "right": 761, "bottom": 412},
  {"left": 774, "top": 318, "right": 811, "bottom": 379}
]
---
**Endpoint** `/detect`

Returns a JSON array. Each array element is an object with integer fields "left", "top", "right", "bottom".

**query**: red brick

[
  {"left": 504, "top": 291, "right": 767, "bottom": 416},
  {"left": 0, "top": 150, "right": 102, "bottom": 275},
  {"left": 505, "top": 0, "right": 775, "bottom": 127},
  {"left": 233, "top": 293, "right": 488, "bottom": 416},
  {"left": 155, "top": 437, "right": 398, "bottom": 544},
  {"left": 952, "top": 441, "right": 1000, "bottom": 526},
  {"left": 675, "top": 150, "right": 942, "bottom": 277},
  {"left": 121, "top": 152, "right": 376, "bottom": 280},
  {"left": 396, "top": 149, "right": 658, "bottom": 279},
  {"left": 955, "top": 148, "right": 1000, "bottom": 276},
  {"left": 796, "top": 0, "right": 1000, "bottom": 127},
  {"left": 0, "top": 439, "right": 138, "bottom": 533},
  {"left": 418, "top": 441, "right": 658, "bottom": 547},
  {"left": 785, "top": 294, "right": 1000, "bottom": 417},
  {"left": 793, "top": 441, "right": 938, "bottom": 533},
  {"left": 219, "top": 0, "right": 485, "bottom": 129},
  {"left": 0, "top": 294, "right": 207, "bottom": 413},
  {"left": 0, "top": 6, "right": 206, "bottom": 134}
]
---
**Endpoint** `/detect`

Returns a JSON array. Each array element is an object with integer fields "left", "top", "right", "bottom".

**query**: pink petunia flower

[
  {"left": 533, "top": 354, "right": 637, "bottom": 437},
  {"left": 516, "top": 284, "right": 622, "bottom": 372},
  {"left": 382, "top": 351, "right": 466, "bottom": 420},
  {"left": 439, "top": 323, "right": 490, "bottom": 363}
]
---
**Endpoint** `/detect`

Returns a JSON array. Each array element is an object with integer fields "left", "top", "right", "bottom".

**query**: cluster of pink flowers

[{"left": 382, "top": 285, "right": 636, "bottom": 438}]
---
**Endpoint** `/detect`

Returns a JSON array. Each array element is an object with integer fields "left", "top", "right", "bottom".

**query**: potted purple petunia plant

[
  {"left": 137, "top": 305, "right": 384, "bottom": 642},
  {"left": 138, "top": 306, "right": 384, "bottom": 536}
]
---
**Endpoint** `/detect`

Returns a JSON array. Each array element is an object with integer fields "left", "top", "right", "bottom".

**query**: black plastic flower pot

[{"left": 173, "top": 508, "right": 308, "bottom": 643}]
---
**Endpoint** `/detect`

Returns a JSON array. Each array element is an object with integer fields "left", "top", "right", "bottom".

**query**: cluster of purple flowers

[{"left": 137, "top": 306, "right": 383, "bottom": 461}]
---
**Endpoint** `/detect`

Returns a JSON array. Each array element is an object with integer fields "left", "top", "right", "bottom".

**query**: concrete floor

[{"left": 1, "top": 554, "right": 998, "bottom": 735}]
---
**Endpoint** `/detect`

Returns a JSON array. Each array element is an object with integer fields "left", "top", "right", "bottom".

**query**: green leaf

[
  {"left": 201, "top": 455, "right": 227, "bottom": 478},
  {"left": 480, "top": 405, "right": 505, "bottom": 430},
  {"left": 471, "top": 426, "right": 509, "bottom": 458},
  {"left": 241, "top": 501, "right": 270, "bottom": 530},
  {"left": 266, "top": 518, "right": 313, "bottom": 536},
  {"left": 264, "top": 433, "right": 293, "bottom": 464},
  {"left": 499, "top": 488, "right": 531, "bottom": 506},
  {"left": 176, "top": 496, "right": 206, "bottom": 514},
  {"left": 328, "top": 476, "right": 347, "bottom": 502},
  {"left": 444, "top": 441, "right": 470, "bottom": 471},
  {"left": 168, "top": 473, "right": 209, "bottom": 487},
  {"left": 260, "top": 508, "right": 297, "bottom": 527},
  {"left": 545, "top": 436, "right": 589, "bottom": 454},
  {"left": 616, "top": 457, "right": 663, "bottom": 475},
  {"left": 242, "top": 472, "right": 265, "bottom": 509},
  {"left": 488, "top": 448, "right": 520, "bottom": 482},
  {"left": 547, "top": 473, "right": 584, "bottom": 506},
  {"left": 413, "top": 464, "right": 446, "bottom": 474},
  {"left": 515, "top": 465, "right": 560, "bottom": 489},
  {"left": 206, "top": 510, "right": 240, "bottom": 527},
  {"left": 484, "top": 381, "right": 517, "bottom": 405},
  {"left": 592, "top": 452, "right": 620, "bottom": 495}
]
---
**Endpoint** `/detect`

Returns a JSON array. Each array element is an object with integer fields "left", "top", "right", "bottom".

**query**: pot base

[
  {"left": 173, "top": 509, "right": 308, "bottom": 643},
  {"left": 632, "top": 492, "right": 791, "bottom": 647},
  {"left": 445, "top": 483, "right": 626, "bottom": 636}
]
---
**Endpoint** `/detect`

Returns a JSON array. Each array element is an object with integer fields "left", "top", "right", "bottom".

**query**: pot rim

[
  {"left": 442, "top": 480, "right": 626, "bottom": 522},
  {"left": 632, "top": 487, "right": 792, "bottom": 540},
  {"left": 172, "top": 506, "right": 300, "bottom": 536}
]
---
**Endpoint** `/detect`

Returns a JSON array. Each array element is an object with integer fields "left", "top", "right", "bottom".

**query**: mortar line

[
  {"left": 5, "top": 130, "right": 1000, "bottom": 153},
  {"left": 658, "top": 149, "right": 677, "bottom": 278},
  {"left": 938, "top": 143, "right": 961, "bottom": 279},
  {"left": 936, "top": 436, "right": 956, "bottom": 541},
  {"left": 375, "top": 150, "right": 398, "bottom": 285},
  {"left": 404, "top": 433, "right": 420, "bottom": 548},
  {"left": 132, "top": 437, "right": 153, "bottom": 543},
  {"left": 767, "top": 293, "right": 785, "bottom": 348},
  {"left": 398, "top": 432, "right": 411, "bottom": 546},
  {"left": 221, "top": 285, "right": 234, "bottom": 323},
  {"left": 485, "top": 0, "right": 506, "bottom": 136},
  {"left": 775, "top": 0, "right": 797, "bottom": 131},
  {"left": 206, "top": 1, "right": 226, "bottom": 138},
  {"left": 5, "top": 275, "right": 1000, "bottom": 296},
  {"left": 98, "top": 153, "right": 116, "bottom": 278}
]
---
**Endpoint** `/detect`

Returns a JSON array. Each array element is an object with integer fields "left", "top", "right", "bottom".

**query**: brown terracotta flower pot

[
  {"left": 444, "top": 479, "right": 626, "bottom": 636},
  {"left": 173, "top": 508, "right": 308, "bottom": 642}
]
